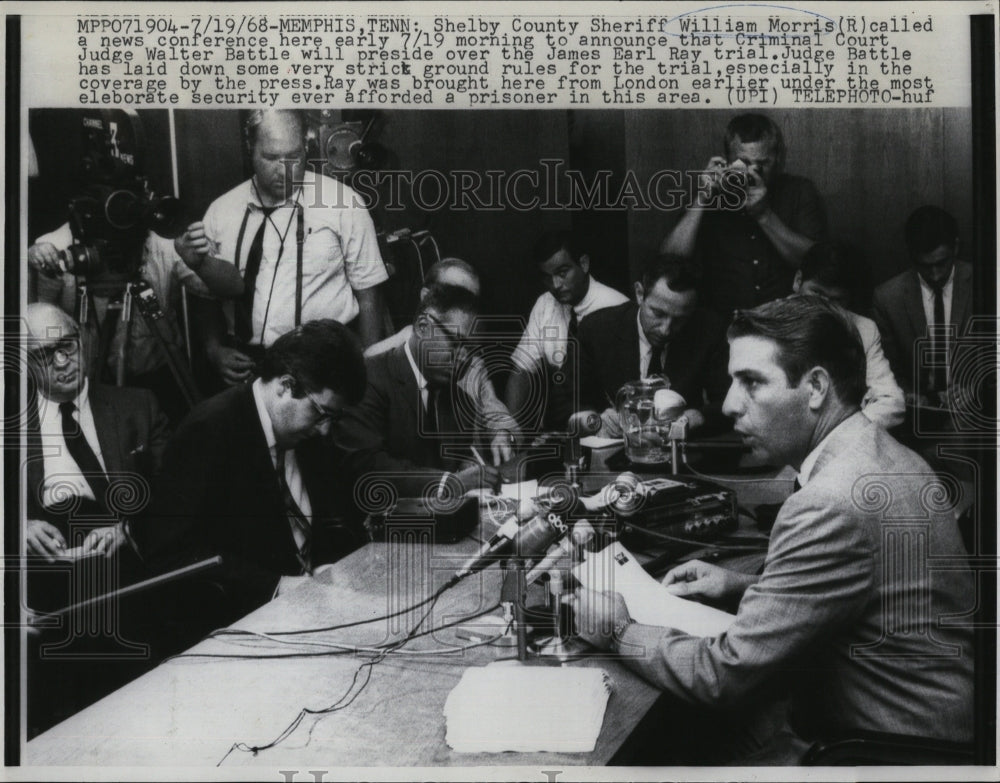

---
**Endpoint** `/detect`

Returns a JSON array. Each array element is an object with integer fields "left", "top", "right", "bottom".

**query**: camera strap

[{"left": 294, "top": 203, "right": 304, "bottom": 327}]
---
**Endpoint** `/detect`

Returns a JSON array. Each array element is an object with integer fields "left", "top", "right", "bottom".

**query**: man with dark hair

[
  {"left": 197, "top": 109, "right": 389, "bottom": 386},
  {"left": 662, "top": 113, "right": 827, "bottom": 316},
  {"left": 335, "top": 283, "right": 503, "bottom": 496},
  {"left": 793, "top": 241, "right": 904, "bottom": 428},
  {"left": 365, "top": 257, "right": 520, "bottom": 464},
  {"left": 575, "top": 295, "right": 974, "bottom": 764},
  {"left": 872, "top": 205, "right": 973, "bottom": 404},
  {"left": 577, "top": 255, "right": 730, "bottom": 434},
  {"left": 505, "top": 230, "right": 628, "bottom": 432},
  {"left": 129, "top": 319, "right": 371, "bottom": 621}
]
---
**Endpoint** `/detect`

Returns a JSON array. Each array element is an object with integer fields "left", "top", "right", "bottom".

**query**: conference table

[{"left": 23, "top": 466, "right": 792, "bottom": 769}]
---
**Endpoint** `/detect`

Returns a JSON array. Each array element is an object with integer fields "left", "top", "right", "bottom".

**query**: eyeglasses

[
  {"left": 30, "top": 334, "right": 81, "bottom": 367},
  {"left": 422, "top": 312, "right": 471, "bottom": 363},
  {"left": 304, "top": 391, "right": 343, "bottom": 424}
]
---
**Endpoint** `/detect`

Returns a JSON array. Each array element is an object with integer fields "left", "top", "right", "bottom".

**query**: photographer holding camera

[
  {"left": 29, "top": 221, "right": 243, "bottom": 423},
  {"left": 662, "top": 113, "right": 828, "bottom": 317}
]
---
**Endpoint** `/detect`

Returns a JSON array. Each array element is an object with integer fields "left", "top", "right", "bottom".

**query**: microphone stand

[{"left": 499, "top": 558, "right": 530, "bottom": 662}]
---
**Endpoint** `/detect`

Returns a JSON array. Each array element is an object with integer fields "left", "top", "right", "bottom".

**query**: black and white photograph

[{"left": 3, "top": 1, "right": 998, "bottom": 779}]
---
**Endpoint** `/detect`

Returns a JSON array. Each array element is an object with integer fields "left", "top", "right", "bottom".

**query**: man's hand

[
  {"left": 174, "top": 222, "right": 211, "bottom": 269},
  {"left": 489, "top": 430, "right": 517, "bottom": 465},
  {"left": 27, "top": 242, "right": 63, "bottom": 277},
  {"left": 454, "top": 464, "right": 502, "bottom": 494},
  {"left": 743, "top": 165, "right": 769, "bottom": 218},
  {"left": 26, "top": 519, "right": 66, "bottom": 562},
  {"left": 573, "top": 588, "right": 631, "bottom": 651},
  {"left": 662, "top": 559, "right": 753, "bottom": 602},
  {"left": 207, "top": 343, "right": 255, "bottom": 385},
  {"left": 82, "top": 525, "right": 125, "bottom": 558}
]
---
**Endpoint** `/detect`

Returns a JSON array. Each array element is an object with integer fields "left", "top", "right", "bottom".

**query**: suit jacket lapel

[
  {"left": 903, "top": 271, "right": 927, "bottom": 343},
  {"left": 388, "top": 345, "right": 421, "bottom": 422},
  {"left": 90, "top": 384, "right": 123, "bottom": 474},
  {"left": 951, "top": 263, "right": 972, "bottom": 330}
]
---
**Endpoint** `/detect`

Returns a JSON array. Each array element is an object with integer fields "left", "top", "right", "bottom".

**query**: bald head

[
  {"left": 25, "top": 303, "right": 85, "bottom": 402},
  {"left": 249, "top": 110, "right": 306, "bottom": 205}
]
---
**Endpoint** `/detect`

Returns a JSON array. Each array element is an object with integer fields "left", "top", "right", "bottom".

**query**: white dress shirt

[
  {"left": 513, "top": 276, "right": 627, "bottom": 371},
  {"left": 918, "top": 266, "right": 954, "bottom": 330},
  {"left": 252, "top": 378, "right": 312, "bottom": 549},
  {"left": 38, "top": 379, "right": 107, "bottom": 507}
]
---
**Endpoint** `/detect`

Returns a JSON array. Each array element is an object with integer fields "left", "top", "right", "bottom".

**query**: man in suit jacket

[
  {"left": 335, "top": 284, "right": 502, "bottom": 497},
  {"left": 578, "top": 255, "right": 731, "bottom": 434},
  {"left": 24, "top": 304, "right": 169, "bottom": 564},
  {"left": 130, "top": 319, "right": 371, "bottom": 622},
  {"left": 575, "top": 296, "right": 974, "bottom": 763},
  {"left": 872, "top": 205, "right": 973, "bottom": 404}
]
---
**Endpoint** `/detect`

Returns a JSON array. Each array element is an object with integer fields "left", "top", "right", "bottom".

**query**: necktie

[
  {"left": 929, "top": 284, "right": 947, "bottom": 393},
  {"left": 647, "top": 345, "right": 664, "bottom": 377},
  {"left": 424, "top": 386, "right": 439, "bottom": 434},
  {"left": 275, "top": 450, "right": 312, "bottom": 574},
  {"left": 235, "top": 207, "right": 278, "bottom": 345},
  {"left": 793, "top": 477, "right": 802, "bottom": 493},
  {"left": 59, "top": 401, "right": 110, "bottom": 513},
  {"left": 568, "top": 309, "right": 579, "bottom": 338}
]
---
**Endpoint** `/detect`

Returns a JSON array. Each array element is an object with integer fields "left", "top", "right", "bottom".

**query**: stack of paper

[{"left": 444, "top": 662, "right": 612, "bottom": 753}]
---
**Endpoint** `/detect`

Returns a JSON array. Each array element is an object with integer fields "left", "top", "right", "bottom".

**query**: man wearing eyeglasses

[
  {"left": 336, "top": 283, "right": 504, "bottom": 496},
  {"left": 24, "top": 303, "right": 169, "bottom": 567},
  {"left": 130, "top": 319, "right": 372, "bottom": 622}
]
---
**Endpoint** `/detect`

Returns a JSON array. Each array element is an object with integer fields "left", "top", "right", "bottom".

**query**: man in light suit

[
  {"left": 872, "top": 205, "right": 973, "bottom": 405},
  {"left": 792, "top": 241, "right": 905, "bottom": 429},
  {"left": 575, "top": 296, "right": 974, "bottom": 763}
]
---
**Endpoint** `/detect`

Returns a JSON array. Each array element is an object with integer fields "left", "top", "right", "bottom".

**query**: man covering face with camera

[{"left": 661, "top": 113, "right": 829, "bottom": 316}]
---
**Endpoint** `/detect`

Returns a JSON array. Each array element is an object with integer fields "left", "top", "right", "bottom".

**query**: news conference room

[{"left": 12, "top": 100, "right": 996, "bottom": 770}]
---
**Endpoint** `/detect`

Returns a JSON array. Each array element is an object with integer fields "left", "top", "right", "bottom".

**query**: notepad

[
  {"left": 574, "top": 542, "right": 735, "bottom": 637},
  {"left": 444, "top": 662, "right": 612, "bottom": 753}
]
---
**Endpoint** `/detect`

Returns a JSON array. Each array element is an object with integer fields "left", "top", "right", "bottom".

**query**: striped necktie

[{"left": 275, "top": 449, "right": 312, "bottom": 574}]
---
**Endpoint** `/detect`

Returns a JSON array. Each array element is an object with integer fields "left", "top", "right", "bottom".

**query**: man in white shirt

[
  {"left": 792, "top": 241, "right": 905, "bottom": 429},
  {"left": 197, "top": 109, "right": 389, "bottom": 385},
  {"left": 24, "top": 304, "right": 169, "bottom": 564},
  {"left": 506, "top": 230, "right": 627, "bottom": 431},
  {"left": 872, "top": 206, "right": 973, "bottom": 406}
]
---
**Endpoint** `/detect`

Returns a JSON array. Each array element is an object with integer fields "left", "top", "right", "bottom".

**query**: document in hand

[
  {"left": 573, "top": 541, "right": 735, "bottom": 637},
  {"left": 444, "top": 661, "right": 612, "bottom": 753}
]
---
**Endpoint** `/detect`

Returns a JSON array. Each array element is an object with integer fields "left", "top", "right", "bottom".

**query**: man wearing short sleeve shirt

[{"left": 201, "top": 110, "right": 389, "bottom": 384}]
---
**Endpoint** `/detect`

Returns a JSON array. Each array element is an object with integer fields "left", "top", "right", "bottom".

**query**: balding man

[
  {"left": 198, "top": 109, "right": 389, "bottom": 385},
  {"left": 23, "top": 303, "right": 169, "bottom": 565}
]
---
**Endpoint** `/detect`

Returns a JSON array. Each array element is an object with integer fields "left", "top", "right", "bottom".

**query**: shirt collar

[
  {"left": 39, "top": 377, "right": 90, "bottom": 420},
  {"left": 403, "top": 340, "right": 429, "bottom": 392},
  {"left": 918, "top": 265, "right": 955, "bottom": 298},
  {"left": 248, "top": 173, "right": 306, "bottom": 210},
  {"left": 251, "top": 378, "right": 278, "bottom": 453},
  {"left": 797, "top": 416, "right": 852, "bottom": 486}
]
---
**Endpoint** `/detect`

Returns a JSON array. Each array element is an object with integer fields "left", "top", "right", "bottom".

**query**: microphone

[
  {"left": 565, "top": 411, "right": 602, "bottom": 437},
  {"left": 454, "top": 516, "right": 520, "bottom": 579},
  {"left": 525, "top": 519, "right": 596, "bottom": 584}
]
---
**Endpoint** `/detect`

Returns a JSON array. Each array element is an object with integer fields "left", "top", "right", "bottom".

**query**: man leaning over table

[{"left": 574, "top": 295, "right": 973, "bottom": 764}]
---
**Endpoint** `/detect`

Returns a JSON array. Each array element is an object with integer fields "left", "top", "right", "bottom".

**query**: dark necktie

[
  {"left": 424, "top": 387, "right": 440, "bottom": 435},
  {"left": 59, "top": 401, "right": 110, "bottom": 513},
  {"left": 235, "top": 207, "right": 278, "bottom": 345},
  {"left": 275, "top": 450, "right": 312, "bottom": 574},
  {"left": 929, "top": 284, "right": 947, "bottom": 393},
  {"left": 647, "top": 345, "right": 664, "bottom": 377},
  {"left": 568, "top": 309, "right": 579, "bottom": 338},
  {"left": 793, "top": 477, "right": 802, "bottom": 493}
]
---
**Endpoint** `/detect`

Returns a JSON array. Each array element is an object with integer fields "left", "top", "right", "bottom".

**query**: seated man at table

[
  {"left": 129, "top": 319, "right": 371, "bottom": 623},
  {"left": 575, "top": 295, "right": 974, "bottom": 764},
  {"left": 365, "top": 257, "right": 519, "bottom": 464},
  {"left": 792, "top": 241, "right": 905, "bottom": 429},
  {"left": 505, "top": 230, "right": 628, "bottom": 431},
  {"left": 335, "top": 283, "right": 503, "bottom": 496},
  {"left": 578, "top": 254, "right": 731, "bottom": 435}
]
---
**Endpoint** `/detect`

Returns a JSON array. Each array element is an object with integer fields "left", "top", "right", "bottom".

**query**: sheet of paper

[{"left": 574, "top": 542, "right": 735, "bottom": 638}]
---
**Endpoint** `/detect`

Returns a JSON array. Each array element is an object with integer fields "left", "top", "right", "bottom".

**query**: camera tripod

[{"left": 75, "top": 278, "right": 202, "bottom": 410}]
